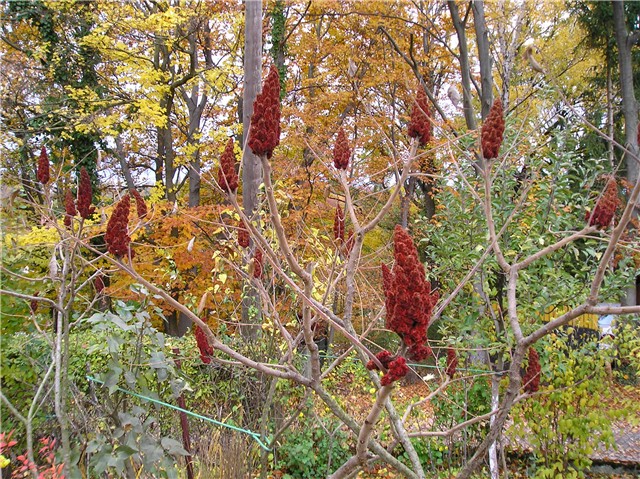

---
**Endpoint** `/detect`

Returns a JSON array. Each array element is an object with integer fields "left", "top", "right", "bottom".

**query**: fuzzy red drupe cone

[
  {"left": 37, "top": 146, "right": 50, "bottom": 185},
  {"left": 587, "top": 177, "right": 620, "bottom": 229},
  {"left": 64, "top": 190, "right": 77, "bottom": 228},
  {"left": 523, "top": 347, "right": 541, "bottom": 393},
  {"left": 333, "top": 128, "right": 351, "bottom": 170},
  {"left": 194, "top": 324, "right": 214, "bottom": 364},
  {"left": 238, "top": 220, "right": 250, "bottom": 249},
  {"left": 366, "top": 351, "right": 410, "bottom": 386},
  {"left": 253, "top": 248, "right": 263, "bottom": 279},
  {"left": 333, "top": 206, "right": 345, "bottom": 243},
  {"left": 30, "top": 292, "right": 39, "bottom": 314},
  {"left": 77, "top": 167, "right": 95, "bottom": 219},
  {"left": 481, "top": 99, "right": 505, "bottom": 160},
  {"left": 248, "top": 65, "right": 281, "bottom": 159},
  {"left": 380, "top": 357, "right": 409, "bottom": 386},
  {"left": 366, "top": 350, "right": 394, "bottom": 371},
  {"left": 94, "top": 274, "right": 105, "bottom": 294},
  {"left": 446, "top": 347, "right": 458, "bottom": 378},
  {"left": 217, "top": 137, "right": 238, "bottom": 192},
  {"left": 105, "top": 195, "right": 133, "bottom": 258},
  {"left": 130, "top": 189, "right": 147, "bottom": 219},
  {"left": 407, "top": 88, "right": 432, "bottom": 146},
  {"left": 344, "top": 229, "right": 355, "bottom": 256},
  {"left": 382, "top": 225, "right": 439, "bottom": 361}
]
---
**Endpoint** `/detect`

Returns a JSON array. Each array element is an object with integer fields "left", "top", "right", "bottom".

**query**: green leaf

[
  {"left": 103, "top": 366, "right": 122, "bottom": 394},
  {"left": 161, "top": 437, "right": 188, "bottom": 456},
  {"left": 114, "top": 444, "right": 137, "bottom": 458}
]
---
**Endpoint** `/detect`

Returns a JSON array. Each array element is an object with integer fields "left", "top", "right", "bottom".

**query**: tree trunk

[
  {"left": 163, "top": 111, "right": 176, "bottom": 203},
  {"left": 241, "top": 0, "right": 263, "bottom": 340},
  {"left": 488, "top": 375, "right": 500, "bottom": 479},
  {"left": 473, "top": 1, "right": 493, "bottom": 119},
  {"left": 613, "top": 0, "right": 639, "bottom": 183},
  {"left": 188, "top": 147, "right": 201, "bottom": 208},
  {"left": 448, "top": 1, "right": 477, "bottom": 131},
  {"left": 115, "top": 136, "right": 136, "bottom": 191},
  {"left": 457, "top": 345, "right": 526, "bottom": 479},
  {"left": 613, "top": 0, "right": 639, "bottom": 307},
  {"left": 400, "top": 177, "right": 416, "bottom": 228},
  {"left": 185, "top": 20, "right": 212, "bottom": 208},
  {"left": 496, "top": 0, "right": 526, "bottom": 110}
]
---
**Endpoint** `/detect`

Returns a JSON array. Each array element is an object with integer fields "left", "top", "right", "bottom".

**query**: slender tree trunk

[
  {"left": 270, "top": 0, "right": 286, "bottom": 77},
  {"left": 473, "top": 0, "right": 493, "bottom": 119},
  {"left": 488, "top": 376, "right": 500, "bottom": 479},
  {"left": 188, "top": 149, "right": 201, "bottom": 207},
  {"left": 53, "top": 245, "right": 73, "bottom": 475},
  {"left": 448, "top": 1, "right": 477, "bottom": 131},
  {"left": 241, "top": 0, "right": 263, "bottom": 340},
  {"left": 186, "top": 82, "right": 205, "bottom": 208},
  {"left": 457, "top": 346, "right": 526, "bottom": 479},
  {"left": 302, "top": 17, "right": 322, "bottom": 167},
  {"left": 163, "top": 106, "right": 176, "bottom": 203},
  {"left": 185, "top": 20, "right": 212, "bottom": 208},
  {"left": 155, "top": 136, "right": 164, "bottom": 186},
  {"left": 613, "top": 0, "right": 639, "bottom": 181},
  {"left": 400, "top": 177, "right": 416, "bottom": 228},
  {"left": 613, "top": 0, "right": 639, "bottom": 307},
  {"left": 115, "top": 136, "right": 136, "bottom": 191},
  {"left": 496, "top": 0, "right": 526, "bottom": 110}
]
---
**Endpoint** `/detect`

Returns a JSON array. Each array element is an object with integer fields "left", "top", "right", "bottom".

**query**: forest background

[{"left": 1, "top": 1, "right": 640, "bottom": 478}]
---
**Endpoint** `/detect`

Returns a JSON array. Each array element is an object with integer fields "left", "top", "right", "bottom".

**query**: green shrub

[
  {"left": 612, "top": 316, "right": 640, "bottom": 386},
  {"left": 276, "top": 414, "right": 352, "bottom": 478},
  {"left": 511, "top": 332, "right": 619, "bottom": 478}
]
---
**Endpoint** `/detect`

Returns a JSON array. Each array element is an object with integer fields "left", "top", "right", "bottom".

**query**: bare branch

[{"left": 0, "top": 289, "right": 61, "bottom": 312}]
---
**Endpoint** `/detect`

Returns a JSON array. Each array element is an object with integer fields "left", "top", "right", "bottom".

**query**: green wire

[
  {"left": 86, "top": 351, "right": 489, "bottom": 452},
  {"left": 319, "top": 353, "right": 491, "bottom": 374},
  {"left": 86, "top": 375, "right": 270, "bottom": 451}
]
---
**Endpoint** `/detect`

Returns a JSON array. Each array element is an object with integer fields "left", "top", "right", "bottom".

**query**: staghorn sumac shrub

[
  {"left": 37, "top": 146, "right": 50, "bottom": 185},
  {"left": 194, "top": 324, "right": 213, "bottom": 364},
  {"left": 105, "top": 195, "right": 132, "bottom": 258},
  {"left": 382, "top": 225, "right": 439, "bottom": 362},
  {"left": 237, "top": 220, "right": 250, "bottom": 249},
  {"left": 131, "top": 188, "right": 147, "bottom": 219},
  {"left": 586, "top": 177, "right": 620, "bottom": 229},
  {"left": 380, "top": 356, "right": 409, "bottom": 386},
  {"left": 94, "top": 274, "right": 105, "bottom": 294},
  {"left": 407, "top": 88, "right": 432, "bottom": 146},
  {"left": 77, "top": 167, "right": 95, "bottom": 219},
  {"left": 253, "top": 248, "right": 263, "bottom": 279},
  {"left": 523, "top": 346, "right": 541, "bottom": 394},
  {"left": 217, "top": 137, "right": 238, "bottom": 192},
  {"left": 446, "top": 347, "right": 458, "bottom": 378},
  {"left": 366, "top": 350, "right": 409, "bottom": 386},
  {"left": 370, "top": 226, "right": 440, "bottom": 385},
  {"left": 481, "top": 99, "right": 505, "bottom": 160},
  {"left": 29, "top": 292, "right": 39, "bottom": 314},
  {"left": 366, "top": 350, "right": 394, "bottom": 370},
  {"left": 64, "top": 190, "right": 76, "bottom": 228},
  {"left": 333, "top": 128, "right": 351, "bottom": 170},
  {"left": 248, "top": 65, "right": 281, "bottom": 159},
  {"left": 344, "top": 229, "right": 354, "bottom": 256}
]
